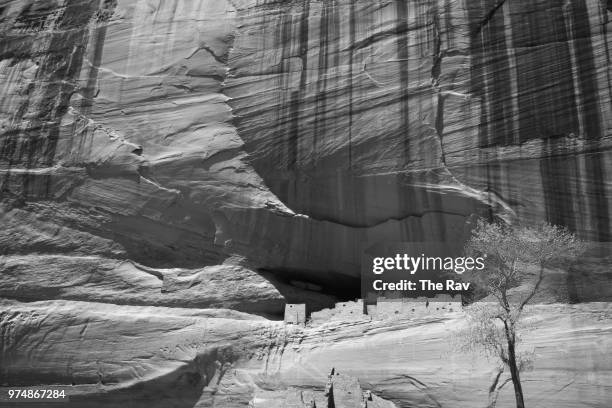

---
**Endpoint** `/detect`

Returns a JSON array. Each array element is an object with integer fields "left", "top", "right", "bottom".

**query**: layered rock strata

[
  {"left": 1, "top": 300, "right": 609, "bottom": 407},
  {"left": 1, "top": 0, "right": 610, "bottom": 287},
  {"left": 0, "top": 1, "right": 611, "bottom": 407}
]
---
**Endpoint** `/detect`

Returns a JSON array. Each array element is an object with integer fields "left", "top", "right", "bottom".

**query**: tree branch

[
  {"left": 489, "top": 366, "right": 504, "bottom": 394},
  {"left": 488, "top": 377, "right": 512, "bottom": 408},
  {"left": 518, "top": 262, "right": 545, "bottom": 312},
  {"left": 500, "top": 287, "right": 510, "bottom": 314}
]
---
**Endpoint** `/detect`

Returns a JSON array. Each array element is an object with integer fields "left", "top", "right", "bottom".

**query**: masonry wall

[
  {"left": 310, "top": 300, "right": 369, "bottom": 325},
  {"left": 307, "top": 295, "right": 462, "bottom": 325},
  {"left": 374, "top": 294, "right": 461, "bottom": 320},
  {"left": 284, "top": 304, "right": 306, "bottom": 325},
  {"left": 428, "top": 294, "right": 461, "bottom": 313}
]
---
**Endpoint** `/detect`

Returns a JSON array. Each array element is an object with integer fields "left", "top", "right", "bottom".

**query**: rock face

[
  {"left": 249, "top": 369, "right": 397, "bottom": 408},
  {"left": 0, "top": 255, "right": 336, "bottom": 313},
  {"left": 227, "top": 0, "right": 612, "bottom": 241},
  {"left": 0, "top": 1, "right": 611, "bottom": 407},
  {"left": 1, "top": 300, "right": 610, "bottom": 407},
  {"left": 273, "top": 304, "right": 612, "bottom": 408},
  {"left": 1, "top": 0, "right": 610, "bottom": 285}
]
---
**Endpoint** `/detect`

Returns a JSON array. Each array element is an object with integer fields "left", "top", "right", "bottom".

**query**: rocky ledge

[{"left": 2, "top": 300, "right": 610, "bottom": 407}]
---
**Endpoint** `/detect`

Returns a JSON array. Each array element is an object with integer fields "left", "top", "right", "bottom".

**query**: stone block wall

[
  {"left": 284, "top": 304, "right": 307, "bottom": 325},
  {"left": 374, "top": 294, "right": 461, "bottom": 320},
  {"left": 427, "top": 294, "right": 461, "bottom": 313},
  {"left": 310, "top": 300, "right": 369, "bottom": 325},
  {"left": 307, "top": 295, "right": 461, "bottom": 325}
]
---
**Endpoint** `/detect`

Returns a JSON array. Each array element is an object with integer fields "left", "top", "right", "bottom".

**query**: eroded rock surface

[
  {"left": 2, "top": 0, "right": 610, "bottom": 285},
  {"left": 1, "top": 301, "right": 610, "bottom": 407},
  {"left": 0, "top": 1, "right": 611, "bottom": 407}
]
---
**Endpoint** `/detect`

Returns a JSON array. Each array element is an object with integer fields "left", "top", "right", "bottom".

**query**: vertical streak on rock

[
  {"left": 80, "top": 24, "right": 107, "bottom": 115},
  {"left": 602, "top": 0, "right": 612, "bottom": 108},
  {"left": 540, "top": 144, "right": 578, "bottom": 233},
  {"left": 562, "top": 0, "right": 610, "bottom": 239},
  {"left": 513, "top": 1, "right": 580, "bottom": 142},
  {"left": 298, "top": 0, "right": 310, "bottom": 168},
  {"left": 560, "top": 1, "right": 608, "bottom": 239},
  {"left": 395, "top": 0, "right": 410, "bottom": 240},
  {"left": 0, "top": 0, "right": 113, "bottom": 200},
  {"left": 331, "top": 0, "right": 340, "bottom": 150},
  {"left": 434, "top": 94, "right": 445, "bottom": 161},
  {"left": 38, "top": 0, "right": 98, "bottom": 167},
  {"left": 270, "top": 0, "right": 283, "bottom": 172},
  {"left": 501, "top": 2, "right": 519, "bottom": 144},
  {"left": 468, "top": 0, "right": 504, "bottom": 147},
  {"left": 278, "top": 5, "right": 293, "bottom": 170},
  {"left": 277, "top": 0, "right": 309, "bottom": 202},
  {"left": 431, "top": 0, "right": 446, "bottom": 165},
  {"left": 467, "top": 0, "right": 488, "bottom": 147},
  {"left": 291, "top": 0, "right": 310, "bottom": 169},
  {"left": 483, "top": 0, "right": 512, "bottom": 146},
  {"left": 443, "top": 0, "right": 452, "bottom": 49},
  {"left": 313, "top": 0, "right": 330, "bottom": 161},
  {"left": 348, "top": 0, "right": 356, "bottom": 171},
  {"left": 502, "top": 1, "right": 579, "bottom": 235},
  {"left": 563, "top": 2, "right": 586, "bottom": 139},
  {"left": 569, "top": 0, "right": 602, "bottom": 140},
  {"left": 584, "top": 153, "right": 611, "bottom": 241},
  {"left": 594, "top": 1, "right": 612, "bottom": 240},
  {"left": 466, "top": 0, "right": 513, "bottom": 224},
  {"left": 395, "top": 0, "right": 410, "bottom": 163},
  {"left": 76, "top": 2, "right": 115, "bottom": 157},
  {"left": 431, "top": 4, "right": 441, "bottom": 83},
  {"left": 298, "top": 1, "right": 310, "bottom": 92}
]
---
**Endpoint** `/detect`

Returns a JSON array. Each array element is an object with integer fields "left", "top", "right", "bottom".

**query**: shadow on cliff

[{"left": 260, "top": 267, "right": 360, "bottom": 316}]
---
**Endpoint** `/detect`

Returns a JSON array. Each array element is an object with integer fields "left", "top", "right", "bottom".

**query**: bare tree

[{"left": 459, "top": 219, "right": 585, "bottom": 408}]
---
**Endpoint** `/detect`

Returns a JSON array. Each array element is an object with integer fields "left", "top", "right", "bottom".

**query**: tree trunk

[{"left": 507, "top": 337, "right": 525, "bottom": 408}]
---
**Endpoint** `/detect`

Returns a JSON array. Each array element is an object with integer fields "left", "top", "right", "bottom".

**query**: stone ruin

[
  {"left": 309, "top": 300, "right": 370, "bottom": 325},
  {"left": 325, "top": 368, "right": 395, "bottom": 408},
  {"left": 371, "top": 294, "right": 461, "bottom": 320},
  {"left": 284, "top": 303, "right": 307, "bottom": 325},
  {"left": 249, "top": 368, "right": 395, "bottom": 407},
  {"left": 306, "top": 294, "right": 461, "bottom": 325}
]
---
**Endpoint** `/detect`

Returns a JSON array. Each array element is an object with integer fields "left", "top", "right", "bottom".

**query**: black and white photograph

[{"left": 0, "top": 0, "right": 611, "bottom": 407}]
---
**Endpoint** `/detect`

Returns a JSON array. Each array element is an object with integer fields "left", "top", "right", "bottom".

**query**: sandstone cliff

[
  {"left": 0, "top": 0, "right": 611, "bottom": 407},
  {"left": 2, "top": 0, "right": 611, "bottom": 286},
  {"left": 1, "top": 300, "right": 609, "bottom": 407}
]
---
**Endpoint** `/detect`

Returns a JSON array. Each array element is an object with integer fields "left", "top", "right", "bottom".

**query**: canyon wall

[
  {"left": 0, "top": 1, "right": 611, "bottom": 407},
  {"left": 1, "top": 0, "right": 610, "bottom": 288},
  {"left": 2, "top": 300, "right": 609, "bottom": 407}
]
